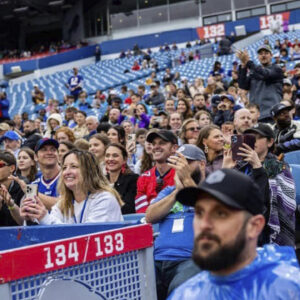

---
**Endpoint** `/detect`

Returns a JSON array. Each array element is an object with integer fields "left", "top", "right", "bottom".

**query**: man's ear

[
  {"left": 247, "top": 214, "right": 265, "bottom": 240},
  {"left": 9, "top": 164, "right": 16, "bottom": 174}
]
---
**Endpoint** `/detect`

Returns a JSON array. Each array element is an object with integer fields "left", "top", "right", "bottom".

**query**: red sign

[
  {"left": 0, "top": 224, "right": 153, "bottom": 283},
  {"left": 197, "top": 24, "right": 225, "bottom": 39},
  {"left": 260, "top": 12, "right": 290, "bottom": 30}
]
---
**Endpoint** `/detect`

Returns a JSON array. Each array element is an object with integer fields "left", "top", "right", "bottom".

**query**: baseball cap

[
  {"left": 177, "top": 144, "right": 206, "bottom": 162},
  {"left": 257, "top": 45, "right": 272, "bottom": 54},
  {"left": 35, "top": 138, "right": 59, "bottom": 153},
  {"left": 270, "top": 103, "right": 293, "bottom": 118},
  {"left": 176, "top": 169, "right": 264, "bottom": 215},
  {"left": 158, "top": 111, "right": 169, "bottom": 117},
  {"left": 146, "top": 129, "right": 178, "bottom": 144},
  {"left": 150, "top": 82, "right": 157, "bottom": 88},
  {"left": 0, "top": 131, "right": 21, "bottom": 141},
  {"left": 232, "top": 61, "right": 238, "bottom": 65},
  {"left": 244, "top": 123, "right": 275, "bottom": 139},
  {"left": 0, "top": 123, "right": 9, "bottom": 131},
  {"left": 211, "top": 95, "right": 221, "bottom": 107},
  {"left": 221, "top": 94, "right": 235, "bottom": 104},
  {"left": 109, "top": 89, "right": 118, "bottom": 95}
]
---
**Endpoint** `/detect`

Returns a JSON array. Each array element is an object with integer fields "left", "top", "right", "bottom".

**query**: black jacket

[
  {"left": 22, "top": 129, "right": 42, "bottom": 151},
  {"left": 238, "top": 61, "right": 283, "bottom": 120},
  {"left": 109, "top": 173, "right": 139, "bottom": 214}
]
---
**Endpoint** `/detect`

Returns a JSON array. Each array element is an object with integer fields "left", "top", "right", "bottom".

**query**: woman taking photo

[
  {"left": 179, "top": 119, "right": 200, "bottom": 145},
  {"left": 21, "top": 150, "right": 123, "bottom": 224},
  {"left": 177, "top": 98, "right": 193, "bottom": 120},
  {"left": 196, "top": 125, "right": 224, "bottom": 175},
  {"left": 105, "top": 143, "right": 138, "bottom": 214},
  {"left": 16, "top": 147, "right": 38, "bottom": 183}
]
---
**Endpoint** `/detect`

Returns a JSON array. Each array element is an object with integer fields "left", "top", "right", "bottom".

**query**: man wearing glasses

[{"left": 135, "top": 130, "right": 178, "bottom": 213}]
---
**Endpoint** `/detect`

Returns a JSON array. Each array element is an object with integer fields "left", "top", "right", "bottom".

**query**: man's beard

[
  {"left": 192, "top": 219, "right": 248, "bottom": 272},
  {"left": 277, "top": 118, "right": 291, "bottom": 128}
]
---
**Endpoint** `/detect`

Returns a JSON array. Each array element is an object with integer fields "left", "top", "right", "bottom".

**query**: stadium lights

[
  {"left": 13, "top": 6, "right": 28, "bottom": 13},
  {"left": 49, "top": 0, "right": 64, "bottom": 6}
]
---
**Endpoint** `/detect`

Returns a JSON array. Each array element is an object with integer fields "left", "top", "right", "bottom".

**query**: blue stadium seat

[
  {"left": 285, "top": 150, "right": 300, "bottom": 165},
  {"left": 290, "top": 164, "right": 300, "bottom": 211}
]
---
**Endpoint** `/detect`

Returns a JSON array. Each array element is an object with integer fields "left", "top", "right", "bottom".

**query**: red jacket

[{"left": 135, "top": 166, "right": 175, "bottom": 213}]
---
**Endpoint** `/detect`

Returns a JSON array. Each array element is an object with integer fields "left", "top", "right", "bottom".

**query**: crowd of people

[{"left": 1, "top": 35, "right": 300, "bottom": 299}]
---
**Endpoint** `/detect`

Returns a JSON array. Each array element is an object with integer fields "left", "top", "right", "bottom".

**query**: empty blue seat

[{"left": 285, "top": 150, "right": 300, "bottom": 165}]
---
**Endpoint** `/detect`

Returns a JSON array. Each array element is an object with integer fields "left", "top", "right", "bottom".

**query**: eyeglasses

[
  {"left": 0, "top": 162, "right": 8, "bottom": 168},
  {"left": 156, "top": 176, "right": 164, "bottom": 194},
  {"left": 186, "top": 127, "right": 200, "bottom": 132}
]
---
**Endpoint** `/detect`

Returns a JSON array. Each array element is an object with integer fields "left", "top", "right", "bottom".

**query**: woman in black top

[{"left": 105, "top": 143, "right": 138, "bottom": 214}]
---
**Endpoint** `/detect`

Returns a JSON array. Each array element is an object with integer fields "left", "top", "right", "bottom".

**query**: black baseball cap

[
  {"left": 146, "top": 129, "right": 178, "bottom": 144},
  {"left": 244, "top": 123, "right": 275, "bottom": 139},
  {"left": 211, "top": 95, "right": 221, "bottom": 107},
  {"left": 270, "top": 103, "right": 293, "bottom": 118},
  {"left": 176, "top": 168, "right": 264, "bottom": 215},
  {"left": 35, "top": 138, "right": 59, "bottom": 153}
]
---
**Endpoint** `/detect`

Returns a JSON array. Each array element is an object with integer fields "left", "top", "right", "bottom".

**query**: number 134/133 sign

[{"left": 0, "top": 224, "right": 153, "bottom": 283}]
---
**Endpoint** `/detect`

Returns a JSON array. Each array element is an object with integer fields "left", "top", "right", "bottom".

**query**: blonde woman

[{"left": 21, "top": 150, "right": 123, "bottom": 224}]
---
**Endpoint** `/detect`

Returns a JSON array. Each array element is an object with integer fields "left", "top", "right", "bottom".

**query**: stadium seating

[
  {"left": 285, "top": 150, "right": 300, "bottom": 165},
  {"left": 5, "top": 30, "right": 300, "bottom": 119}
]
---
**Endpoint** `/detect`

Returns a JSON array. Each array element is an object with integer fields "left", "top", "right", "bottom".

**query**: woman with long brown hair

[
  {"left": 21, "top": 150, "right": 123, "bottom": 224},
  {"left": 177, "top": 98, "right": 193, "bottom": 120},
  {"left": 179, "top": 118, "right": 201, "bottom": 145},
  {"left": 16, "top": 147, "right": 38, "bottom": 183},
  {"left": 105, "top": 143, "right": 138, "bottom": 214}
]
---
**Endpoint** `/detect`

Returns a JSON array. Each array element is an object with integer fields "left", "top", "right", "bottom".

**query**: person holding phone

[{"left": 21, "top": 150, "right": 123, "bottom": 224}]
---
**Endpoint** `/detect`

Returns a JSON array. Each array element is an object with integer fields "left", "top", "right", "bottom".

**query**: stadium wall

[{"left": 3, "top": 9, "right": 300, "bottom": 78}]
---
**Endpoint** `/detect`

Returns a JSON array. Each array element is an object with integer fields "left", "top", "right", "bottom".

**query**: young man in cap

[
  {"left": 135, "top": 130, "right": 178, "bottom": 213},
  {"left": 270, "top": 103, "right": 300, "bottom": 154},
  {"left": 214, "top": 94, "right": 236, "bottom": 126},
  {"left": 146, "top": 144, "right": 206, "bottom": 300},
  {"left": 237, "top": 45, "right": 284, "bottom": 122},
  {"left": 1, "top": 130, "right": 21, "bottom": 158},
  {"left": 168, "top": 169, "right": 300, "bottom": 300},
  {"left": 32, "top": 138, "right": 60, "bottom": 209}
]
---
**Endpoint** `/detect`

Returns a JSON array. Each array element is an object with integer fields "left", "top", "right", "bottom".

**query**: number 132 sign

[{"left": 197, "top": 24, "right": 225, "bottom": 39}]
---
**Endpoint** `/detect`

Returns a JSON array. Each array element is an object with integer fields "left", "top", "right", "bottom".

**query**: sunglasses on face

[{"left": 186, "top": 127, "right": 200, "bottom": 132}]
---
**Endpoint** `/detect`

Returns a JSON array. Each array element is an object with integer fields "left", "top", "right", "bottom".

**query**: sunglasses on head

[{"left": 0, "top": 162, "right": 8, "bottom": 168}]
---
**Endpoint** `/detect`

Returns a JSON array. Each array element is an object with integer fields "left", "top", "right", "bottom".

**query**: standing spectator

[
  {"left": 237, "top": 45, "right": 284, "bottom": 122},
  {"left": 95, "top": 45, "right": 101, "bottom": 63},
  {"left": 217, "top": 36, "right": 232, "bottom": 56},
  {"left": 65, "top": 67, "right": 83, "bottom": 100},
  {"left": 0, "top": 92, "right": 10, "bottom": 122},
  {"left": 135, "top": 130, "right": 177, "bottom": 213},
  {"left": 105, "top": 143, "right": 139, "bottom": 214}
]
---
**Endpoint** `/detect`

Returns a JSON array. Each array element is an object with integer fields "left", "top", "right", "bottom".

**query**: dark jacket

[
  {"left": 0, "top": 181, "right": 24, "bottom": 227},
  {"left": 109, "top": 172, "right": 139, "bottom": 214},
  {"left": 22, "top": 130, "right": 42, "bottom": 150},
  {"left": 238, "top": 61, "right": 283, "bottom": 120}
]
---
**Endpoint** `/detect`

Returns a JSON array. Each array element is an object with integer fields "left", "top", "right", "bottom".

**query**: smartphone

[
  {"left": 26, "top": 184, "right": 38, "bottom": 202},
  {"left": 127, "top": 133, "right": 136, "bottom": 149},
  {"left": 231, "top": 134, "right": 255, "bottom": 161}
]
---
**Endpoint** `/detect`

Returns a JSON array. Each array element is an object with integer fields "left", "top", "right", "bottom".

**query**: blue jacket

[{"left": 168, "top": 245, "right": 300, "bottom": 300}]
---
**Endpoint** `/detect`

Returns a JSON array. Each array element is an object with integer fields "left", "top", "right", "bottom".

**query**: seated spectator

[
  {"left": 135, "top": 130, "right": 177, "bottom": 213},
  {"left": 164, "top": 99, "right": 176, "bottom": 115},
  {"left": 233, "top": 108, "right": 253, "bottom": 134},
  {"left": 121, "top": 120, "right": 134, "bottom": 139},
  {"left": 76, "top": 91, "right": 92, "bottom": 112},
  {"left": 22, "top": 120, "right": 42, "bottom": 151},
  {"left": 146, "top": 145, "right": 206, "bottom": 300},
  {"left": 163, "top": 68, "right": 174, "bottom": 83},
  {"left": 221, "top": 121, "right": 234, "bottom": 145},
  {"left": 192, "top": 94, "right": 208, "bottom": 113},
  {"left": 15, "top": 147, "right": 38, "bottom": 183},
  {"left": 105, "top": 143, "right": 138, "bottom": 214},
  {"left": 63, "top": 106, "right": 77, "bottom": 128},
  {"left": 169, "top": 112, "right": 183, "bottom": 136},
  {"left": 177, "top": 99, "right": 193, "bottom": 120},
  {"left": 195, "top": 110, "right": 212, "bottom": 129},
  {"left": 85, "top": 116, "right": 99, "bottom": 139},
  {"left": 217, "top": 36, "right": 232, "bottom": 56},
  {"left": 189, "top": 79, "right": 205, "bottom": 98},
  {"left": 73, "top": 111, "right": 89, "bottom": 140},
  {"left": 1, "top": 131, "right": 21, "bottom": 158},
  {"left": 74, "top": 138, "right": 89, "bottom": 151},
  {"left": 270, "top": 103, "right": 300, "bottom": 153},
  {"left": 213, "top": 95, "right": 235, "bottom": 127},
  {"left": 168, "top": 169, "right": 300, "bottom": 300},
  {"left": 31, "top": 85, "right": 45, "bottom": 105},
  {"left": 44, "top": 113, "right": 63, "bottom": 139},
  {"left": 58, "top": 141, "right": 76, "bottom": 165},
  {"left": 246, "top": 103, "right": 260, "bottom": 126},
  {"left": 107, "top": 125, "right": 126, "bottom": 146},
  {"left": 0, "top": 151, "right": 24, "bottom": 226},
  {"left": 89, "top": 133, "right": 110, "bottom": 171},
  {"left": 55, "top": 126, "right": 76, "bottom": 144},
  {"left": 209, "top": 61, "right": 225, "bottom": 78},
  {"left": 135, "top": 128, "right": 147, "bottom": 160},
  {"left": 21, "top": 150, "right": 123, "bottom": 224},
  {"left": 179, "top": 119, "right": 200, "bottom": 145},
  {"left": 196, "top": 125, "right": 224, "bottom": 175},
  {"left": 146, "top": 83, "right": 165, "bottom": 107},
  {"left": 171, "top": 43, "right": 178, "bottom": 51},
  {"left": 131, "top": 61, "right": 141, "bottom": 71}
]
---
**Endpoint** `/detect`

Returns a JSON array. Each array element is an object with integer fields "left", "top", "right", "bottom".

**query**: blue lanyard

[{"left": 72, "top": 193, "right": 89, "bottom": 224}]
